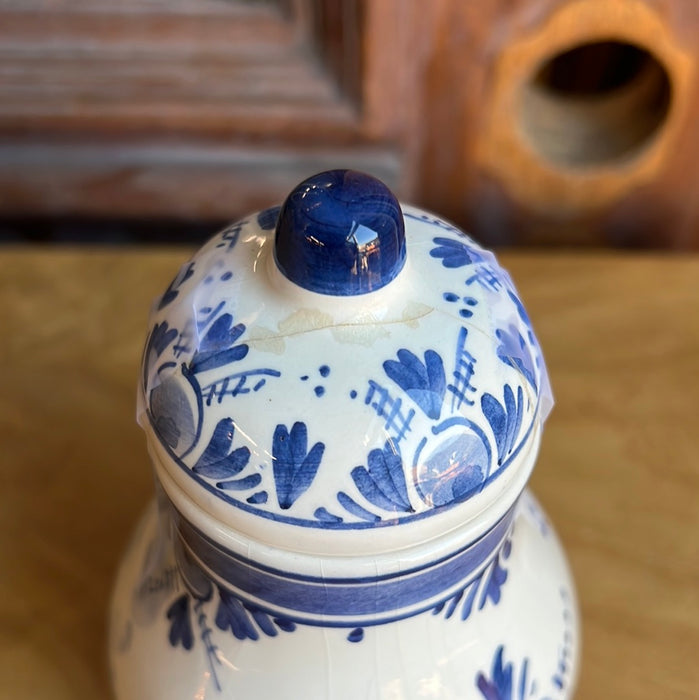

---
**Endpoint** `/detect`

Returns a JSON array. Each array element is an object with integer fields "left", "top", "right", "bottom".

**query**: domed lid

[{"left": 139, "top": 170, "right": 552, "bottom": 557}]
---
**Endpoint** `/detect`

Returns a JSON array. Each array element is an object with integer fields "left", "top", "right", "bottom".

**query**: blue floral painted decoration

[
  {"left": 272, "top": 422, "right": 325, "bottom": 509},
  {"left": 140, "top": 173, "right": 552, "bottom": 536},
  {"left": 159, "top": 507, "right": 516, "bottom": 657}
]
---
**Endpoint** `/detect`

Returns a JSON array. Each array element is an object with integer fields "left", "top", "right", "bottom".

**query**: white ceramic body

[
  {"left": 109, "top": 488, "right": 579, "bottom": 699},
  {"left": 114, "top": 181, "right": 579, "bottom": 699}
]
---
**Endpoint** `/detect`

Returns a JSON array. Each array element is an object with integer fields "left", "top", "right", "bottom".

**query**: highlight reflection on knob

[{"left": 273, "top": 170, "right": 406, "bottom": 296}]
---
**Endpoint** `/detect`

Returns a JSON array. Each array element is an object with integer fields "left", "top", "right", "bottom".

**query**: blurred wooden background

[{"left": 1, "top": 0, "right": 699, "bottom": 247}]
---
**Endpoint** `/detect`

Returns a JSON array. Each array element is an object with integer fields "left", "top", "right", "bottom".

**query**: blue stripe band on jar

[{"left": 171, "top": 503, "right": 515, "bottom": 627}]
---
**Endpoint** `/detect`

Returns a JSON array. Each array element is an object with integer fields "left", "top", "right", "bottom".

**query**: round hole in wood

[{"left": 519, "top": 41, "right": 672, "bottom": 168}]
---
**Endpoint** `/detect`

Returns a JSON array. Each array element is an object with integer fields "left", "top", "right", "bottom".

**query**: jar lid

[{"left": 139, "top": 170, "right": 552, "bottom": 557}]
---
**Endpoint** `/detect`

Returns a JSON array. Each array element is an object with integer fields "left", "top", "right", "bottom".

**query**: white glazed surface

[
  {"left": 116, "top": 193, "right": 576, "bottom": 699},
  {"left": 139, "top": 206, "right": 552, "bottom": 556},
  {"left": 110, "top": 489, "right": 579, "bottom": 700}
]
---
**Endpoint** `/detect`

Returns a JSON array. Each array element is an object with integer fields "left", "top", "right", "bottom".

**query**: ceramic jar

[{"left": 109, "top": 170, "right": 580, "bottom": 699}]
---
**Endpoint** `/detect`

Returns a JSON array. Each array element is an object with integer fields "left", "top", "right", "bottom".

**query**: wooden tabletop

[{"left": 1, "top": 247, "right": 697, "bottom": 699}]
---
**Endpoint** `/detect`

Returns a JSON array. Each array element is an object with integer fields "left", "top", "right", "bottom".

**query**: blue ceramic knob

[{"left": 273, "top": 169, "right": 406, "bottom": 295}]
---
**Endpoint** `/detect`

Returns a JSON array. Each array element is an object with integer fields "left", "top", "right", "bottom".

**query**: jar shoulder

[{"left": 109, "top": 490, "right": 580, "bottom": 700}]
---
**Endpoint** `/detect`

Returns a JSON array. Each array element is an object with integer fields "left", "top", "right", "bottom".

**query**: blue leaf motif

[
  {"left": 166, "top": 594, "right": 194, "bottom": 651},
  {"left": 148, "top": 321, "right": 178, "bottom": 358},
  {"left": 159, "top": 262, "right": 195, "bottom": 310},
  {"left": 217, "top": 473, "right": 262, "bottom": 491},
  {"left": 495, "top": 325, "right": 537, "bottom": 390},
  {"left": 477, "top": 646, "right": 513, "bottom": 700},
  {"left": 247, "top": 491, "right": 268, "bottom": 504},
  {"left": 248, "top": 606, "right": 279, "bottom": 637},
  {"left": 215, "top": 588, "right": 295, "bottom": 641},
  {"left": 507, "top": 289, "right": 533, "bottom": 329},
  {"left": 336, "top": 491, "right": 381, "bottom": 523},
  {"left": 383, "top": 349, "right": 446, "bottom": 420},
  {"left": 351, "top": 441, "right": 413, "bottom": 513},
  {"left": 430, "top": 237, "right": 484, "bottom": 268},
  {"left": 273, "top": 618, "right": 297, "bottom": 633},
  {"left": 479, "top": 557, "right": 508, "bottom": 608},
  {"left": 257, "top": 205, "right": 281, "bottom": 231},
  {"left": 193, "top": 418, "right": 251, "bottom": 479},
  {"left": 215, "top": 588, "right": 260, "bottom": 641},
  {"left": 482, "top": 385, "right": 524, "bottom": 464},
  {"left": 314, "top": 507, "right": 343, "bottom": 523},
  {"left": 189, "top": 313, "right": 249, "bottom": 373},
  {"left": 143, "top": 321, "right": 178, "bottom": 390},
  {"left": 272, "top": 422, "right": 325, "bottom": 509},
  {"left": 434, "top": 533, "right": 512, "bottom": 622},
  {"left": 507, "top": 289, "right": 539, "bottom": 349}
]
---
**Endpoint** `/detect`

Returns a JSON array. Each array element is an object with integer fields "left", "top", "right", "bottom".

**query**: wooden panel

[
  {"left": 358, "top": 0, "right": 441, "bottom": 195},
  {"left": 308, "top": 0, "right": 364, "bottom": 106},
  {"left": 408, "top": 0, "right": 699, "bottom": 247},
  {"left": 0, "top": 140, "right": 401, "bottom": 219},
  {"left": 0, "top": 0, "right": 406, "bottom": 222},
  {"left": 0, "top": 1, "right": 358, "bottom": 137},
  {"left": 4, "top": 0, "right": 698, "bottom": 246}
]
